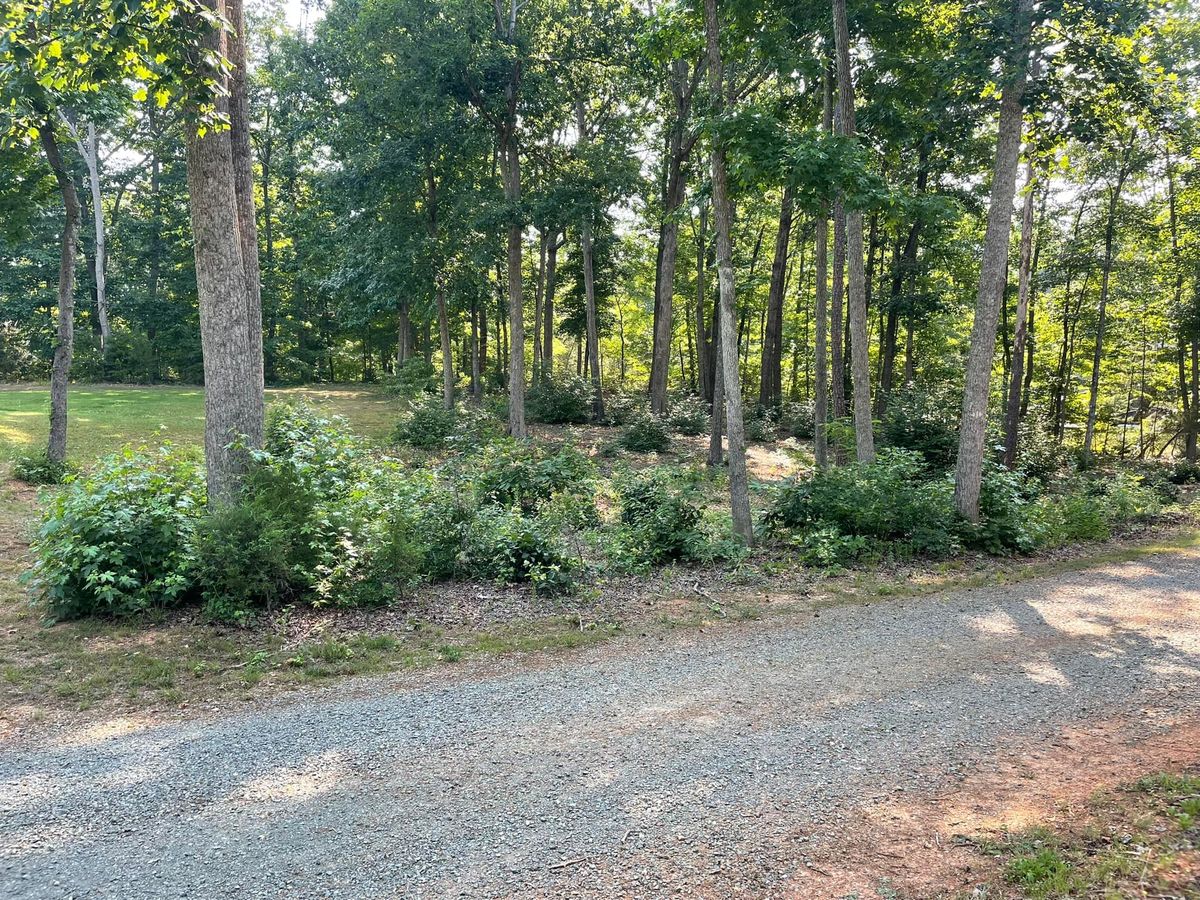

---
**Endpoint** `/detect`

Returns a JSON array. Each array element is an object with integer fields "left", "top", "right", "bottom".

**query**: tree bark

[
  {"left": 543, "top": 230, "right": 559, "bottom": 378},
  {"left": 952, "top": 0, "right": 1034, "bottom": 522},
  {"left": 703, "top": 0, "right": 752, "bottom": 544},
  {"left": 832, "top": 0, "right": 874, "bottom": 463},
  {"left": 501, "top": 134, "right": 527, "bottom": 438},
  {"left": 1082, "top": 137, "right": 1135, "bottom": 463},
  {"left": 62, "top": 118, "right": 110, "bottom": 353},
  {"left": 226, "top": 0, "right": 265, "bottom": 398},
  {"left": 1002, "top": 160, "right": 1038, "bottom": 467},
  {"left": 185, "top": 0, "right": 264, "bottom": 502},
  {"left": 576, "top": 100, "right": 605, "bottom": 421},
  {"left": 39, "top": 123, "right": 80, "bottom": 465},
  {"left": 758, "top": 185, "right": 794, "bottom": 408},
  {"left": 813, "top": 68, "right": 833, "bottom": 469},
  {"left": 694, "top": 204, "right": 712, "bottom": 400}
]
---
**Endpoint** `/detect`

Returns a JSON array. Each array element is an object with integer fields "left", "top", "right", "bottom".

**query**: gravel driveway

[{"left": 2, "top": 549, "right": 1199, "bottom": 898}]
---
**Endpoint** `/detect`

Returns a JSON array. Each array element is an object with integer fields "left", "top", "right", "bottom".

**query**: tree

[
  {"left": 953, "top": 0, "right": 1035, "bottom": 522},
  {"left": 702, "top": 0, "right": 752, "bottom": 544}
]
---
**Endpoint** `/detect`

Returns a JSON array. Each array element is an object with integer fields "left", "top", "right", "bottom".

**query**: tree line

[{"left": 2, "top": 0, "right": 1199, "bottom": 538}]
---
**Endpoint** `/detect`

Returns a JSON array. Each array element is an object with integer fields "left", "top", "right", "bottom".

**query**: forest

[{"left": 1, "top": 0, "right": 1200, "bottom": 605}]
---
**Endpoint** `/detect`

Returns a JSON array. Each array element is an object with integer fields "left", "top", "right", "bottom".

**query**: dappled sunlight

[
  {"left": 1020, "top": 658, "right": 1072, "bottom": 689},
  {"left": 51, "top": 716, "right": 159, "bottom": 749},
  {"left": 967, "top": 609, "right": 1022, "bottom": 637},
  {"left": 228, "top": 749, "right": 351, "bottom": 805}
]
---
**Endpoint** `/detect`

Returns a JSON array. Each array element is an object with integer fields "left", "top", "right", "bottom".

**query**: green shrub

[
  {"left": 765, "top": 449, "right": 957, "bottom": 556},
  {"left": 745, "top": 407, "right": 779, "bottom": 443},
  {"left": 527, "top": 376, "right": 593, "bottom": 424},
  {"left": 1014, "top": 417, "right": 1072, "bottom": 484},
  {"left": 619, "top": 413, "right": 671, "bottom": 453},
  {"left": 1032, "top": 493, "right": 1110, "bottom": 548},
  {"left": 391, "top": 400, "right": 458, "bottom": 450},
  {"left": 603, "top": 393, "right": 646, "bottom": 426},
  {"left": 791, "top": 525, "right": 870, "bottom": 568},
  {"left": 463, "top": 506, "right": 575, "bottom": 591},
  {"left": 966, "top": 466, "right": 1041, "bottom": 554},
  {"left": 778, "top": 402, "right": 814, "bottom": 439},
  {"left": 667, "top": 395, "right": 710, "bottom": 436},
  {"left": 879, "top": 387, "right": 959, "bottom": 468},
  {"left": 194, "top": 503, "right": 294, "bottom": 623},
  {"left": 384, "top": 358, "right": 437, "bottom": 397},
  {"left": 1170, "top": 459, "right": 1200, "bottom": 484},
  {"left": 11, "top": 451, "right": 76, "bottom": 485},
  {"left": 473, "top": 441, "right": 597, "bottom": 516},
  {"left": 612, "top": 469, "right": 708, "bottom": 567},
  {"left": 28, "top": 445, "right": 206, "bottom": 619}
]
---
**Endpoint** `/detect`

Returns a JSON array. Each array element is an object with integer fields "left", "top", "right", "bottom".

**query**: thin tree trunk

[
  {"left": 62, "top": 118, "right": 110, "bottom": 353},
  {"left": 1002, "top": 160, "right": 1038, "bottom": 467},
  {"left": 40, "top": 124, "right": 80, "bottom": 465},
  {"left": 709, "top": 307, "right": 725, "bottom": 466},
  {"left": 502, "top": 133, "right": 527, "bottom": 438},
  {"left": 437, "top": 285, "right": 453, "bottom": 409},
  {"left": 759, "top": 185, "right": 793, "bottom": 408},
  {"left": 832, "top": 0, "right": 874, "bottom": 463},
  {"left": 1083, "top": 138, "right": 1135, "bottom": 463},
  {"left": 703, "top": 0, "right": 752, "bottom": 544},
  {"left": 695, "top": 204, "right": 712, "bottom": 400},
  {"left": 532, "top": 227, "right": 546, "bottom": 384},
  {"left": 184, "top": 0, "right": 264, "bottom": 502},
  {"left": 543, "top": 231, "right": 559, "bottom": 379},
  {"left": 576, "top": 101, "right": 605, "bottom": 420},
  {"left": 952, "top": 0, "right": 1034, "bottom": 521},
  {"left": 813, "top": 75, "right": 833, "bottom": 469}
]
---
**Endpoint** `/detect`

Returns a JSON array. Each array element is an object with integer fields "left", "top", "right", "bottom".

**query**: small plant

[
  {"left": 619, "top": 413, "right": 671, "bottom": 453},
  {"left": 879, "top": 387, "right": 959, "bottom": 469},
  {"left": 667, "top": 395, "right": 710, "bottom": 436},
  {"left": 383, "top": 358, "right": 437, "bottom": 397},
  {"left": 611, "top": 468, "right": 708, "bottom": 567},
  {"left": 1004, "top": 849, "right": 1075, "bottom": 896},
  {"left": 11, "top": 451, "right": 76, "bottom": 485},
  {"left": 778, "top": 401, "right": 814, "bottom": 439},
  {"left": 1170, "top": 459, "right": 1200, "bottom": 484},
  {"left": 745, "top": 406, "right": 779, "bottom": 443},
  {"left": 791, "top": 525, "right": 869, "bottom": 568},
  {"left": 473, "top": 441, "right": 596, "bottom": 516},
  {"left": 463, "top": 506, "right": 576, "bottom": 591}
]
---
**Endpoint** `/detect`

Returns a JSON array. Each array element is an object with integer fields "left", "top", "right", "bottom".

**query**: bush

[
  {"left": 1170, "top": 459, "right": 1200, "bottom": 484},
  {"left": 473, "top": 441, "right": 597, "bottom": 517},
  {"left": 667, "top": 395, "right": 710, "bottom": 436},
  {"left": 28, "top": 445, "right": 206, "bottom": 619},
  {"left": 11, "top": 451, "right": 76, "bottom": 485},
  {"left": 527, "top": 376, "right": 593, "bottom": 424},
  {"left": 194, "top": 503, "right": 294, "bottom": 623},
  {"left": 791, "top": 525, "right": 870, "bottom": 568},
  {"left": 612, "top": 469, "right": 708, "bottom": 567},
  {"left": 463, "top": 506, "right": 575, "bottom": 591},
  {"left": 879, "top": 387, "right": 959, "bottom": 469},
  {"left": 745, "top": 407, "right": 779, "bottom": 443},
  {"left": 392, "top": 400, "right": 458, "bottom": 450},
  {"left": 603, "top": 393, "right": 646, "bottom": 426},
  {"left": 619, "top": 413, "right": 671, "bottom": 453},
  {"left": 778, "top": 402, "right": 814, "bottom": 439},
  {"left": 765, "top": 448, "right": 958, "bottom": 556},
  {"left": 383, "top": 358, "right": 437, "bottom": 397},
  {"left": 966, "top": 465, "right": 1041, "bottom": 554}
]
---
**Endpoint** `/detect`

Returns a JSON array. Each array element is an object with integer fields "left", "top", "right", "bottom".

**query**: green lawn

[{"left": 0, "top": 384, "right": 400, "bottom": 463}]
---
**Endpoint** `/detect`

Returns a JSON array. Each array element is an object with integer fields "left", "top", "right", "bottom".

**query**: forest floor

[{"left": 1, "top": 542, "right": 1198, "bottom": 898}]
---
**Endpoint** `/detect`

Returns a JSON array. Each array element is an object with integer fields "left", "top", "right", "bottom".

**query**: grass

[
  {"left": 959, "top": 771, "right": 1200, "bottom": 898},
  {"left": 0, "top": 383, "right": 399, "bottom": 463}
]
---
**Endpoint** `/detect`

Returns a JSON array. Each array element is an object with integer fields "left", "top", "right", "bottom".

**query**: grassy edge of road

[{"left": 1, "top": 443, "right": 1196, "bottom": 735}]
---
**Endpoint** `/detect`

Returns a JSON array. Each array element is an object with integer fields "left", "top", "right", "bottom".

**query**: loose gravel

[{"left": 2, "top": 550, "right": 1199, "bottom": 898}]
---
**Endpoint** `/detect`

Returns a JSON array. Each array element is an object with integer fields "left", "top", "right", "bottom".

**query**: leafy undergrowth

[{"left": 958, "top": 769, "right": 1200, "bottom": 899}]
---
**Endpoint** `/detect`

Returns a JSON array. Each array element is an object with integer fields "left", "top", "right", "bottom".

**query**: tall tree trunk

[
  {"left": 62, "top": 118, "right": 110, "bottom": 353},
  {"left": 437, "top": 285, "right": 453, "bottom": 409},
  {"left": 543, "top": 230, "right": 559, "bottom": 378},
  {"left": 227, "top": 0, "right": 265, "bottom": 398},
  {"left": 576, "top": 101, "right": 605, "bottom": 421},
  {"left": 831, "top": 198, "right": 847, "bottom": 429},
  {"left": 813, "top": 69, "right": 833, "bottom": 469},
  {"left": 1002, "top": 160, "right": 1038, "bottom": 467},
  {"left": 184, "top": 0, "right": 265, "bottom": 502},
  {"left": 695, "top": 204, "right": 712, "bottom": 400},
  {"left": 832, "top": 0, "right": 874, "bottom": 463},
  {"left": 532, "top": 227, "right": 546, "bottom": 384},
  {"left": 40, "top": 124, "right": 80, "bottom": 466},
  {"left": 758, "top": 185, "right": 793, "bottom": 408},
  {"left": 703, "top": 0, "right": 752, "bottom": 544},
  {"left": 1168, "top": 148, "right": 1198, "bottom": 462},
  {"left": 501, "top": 132, "right": 527, "bottom": 438},
  {"left": 952, "top": 0, "right": 1034, "bottom": 521},
  {"left": 708, "top": 306, "right": 725, "bottom": 466},
  {"left": 1083, "top": 138, "right": 1135, "bottom": 463}
]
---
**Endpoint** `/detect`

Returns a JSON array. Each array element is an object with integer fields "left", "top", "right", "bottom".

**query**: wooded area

[{"left": 2, "top": 0, "right": 1199, "bottom": 527}]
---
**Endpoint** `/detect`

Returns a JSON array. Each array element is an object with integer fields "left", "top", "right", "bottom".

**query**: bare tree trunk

[
  {"left": 703, "top": 0, "right": 752, "bottom": 544},
  {"left": 759, "top": 185, "right": 793, "bottom": 408},
  {"left": 694, "top": 204, "right": 712, "bottom": 400},
  {"left": 576, "top": 101, "right": 605, "bottom": 421},
  {"left": 832, "top": 0, "right": 874, "bottom": 463},
  {"left": 185, "top": 0, "right": 264, "bottom": 502},
  {"left": 1083, "top": 138, "right": 1135, "bottom": 463},
  {"left": 1002, "top": 160, "right": 1038, "bottom": 467},
  {"left": 709, "top": 309, "right": 725, "bottom": 467},
  {"left": 543, "top": 230, "right": 559, "bottom": 379},
  {"left": 227, "top": 0, "right": 265, "bottom": 398},
  {"left": 501, "top": 134, "right": 527, "bottom": 438},
  {"left": 532, "top": 227, "right": 546, "bottom": 384},
  {"left": 952, "top": 0, "right": 1034, "bottom": 521},
  {"left": 62, "top": 117, "right": 110, "bottom": 353},
  {"left": 437, "top": 285, "right": 453, "bottom": 409},
  {"left": 813, "top": 75, "right": 833, "bottom": 469},
  {"left": 40, "top": 124, "right": 80, "bottom": 465}
]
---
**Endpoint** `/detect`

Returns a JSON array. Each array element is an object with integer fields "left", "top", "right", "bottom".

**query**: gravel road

[{"left": 2, "top": 549, "right": 1199, "bottom": 898}]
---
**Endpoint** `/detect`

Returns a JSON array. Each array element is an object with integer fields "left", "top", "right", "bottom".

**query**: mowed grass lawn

[{"left": 0, "top": 383, "right": 400, "bottom": 462}]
